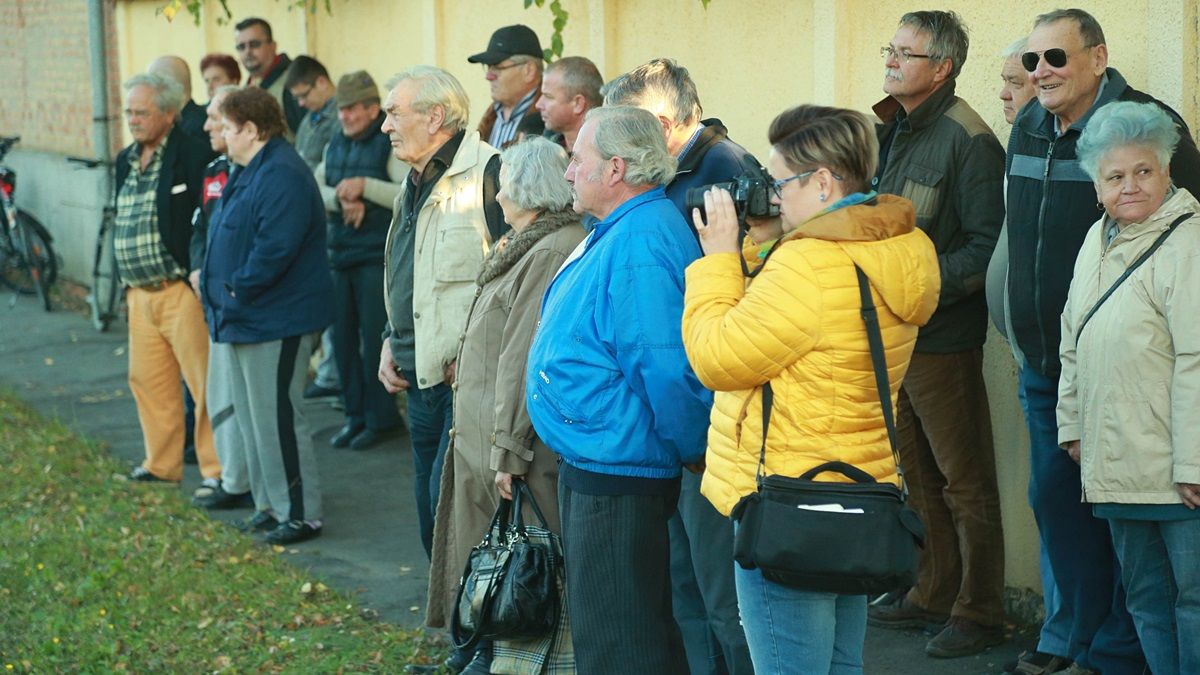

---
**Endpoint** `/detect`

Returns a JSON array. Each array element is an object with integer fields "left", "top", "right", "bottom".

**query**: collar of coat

[
  {"left": 872, "top": 79, "right": 958, "bottom": 131},
  {"left": 781, "top": 193, "right": 916, "bottom": 244},
  {"left": 477, "top": 208, "right": 579, "bottom": 285}
]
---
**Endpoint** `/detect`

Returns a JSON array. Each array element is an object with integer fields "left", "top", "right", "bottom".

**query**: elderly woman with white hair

[
  {"left": 426, "top": 136, "right": 586, "bottom": 672},
  {"left": 1057, "top": 100, "right": 1200, "bottom": 675}
]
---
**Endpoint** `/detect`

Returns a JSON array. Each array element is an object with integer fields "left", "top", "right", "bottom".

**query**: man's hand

[
  {"left": 684, "top": 460, "right": 706, "bottom": 475},
  {"left": 495, "top": 471, "right": 521, "bottom": 500},
  {"left": 378, "top": 341, "right": 409, "bottom": 393},
  {"left": 335, "top": 176, "right": 366, "bottom": 202},
  {"left": 340, "top": 199, "right": 366, "bottom": 229},
  {"left": 443, "top": 359, "right": 457, "bottom": 387},
  {"left": 1177, "top": 483, "right": 1200, "bottom": 509},
  {"left": 188, "top": 269, "right": 201, "bottom": 296},
  {"left": 692, "top": 188, "right": 742, "bottom": 256},
  {"left": 1062, "top": 440, "right": 1081, "bottom": 464}
]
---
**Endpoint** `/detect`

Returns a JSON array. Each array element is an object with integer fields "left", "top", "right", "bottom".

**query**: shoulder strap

[
  {"left": 753, "top": 265, "right": 906, "bottom": 494},
  {"left": 1075, "top": 212, "right": 1191, "bottom": 343},
  {"left": 854, "top": 265, "right": 906, "bottom": 495}
]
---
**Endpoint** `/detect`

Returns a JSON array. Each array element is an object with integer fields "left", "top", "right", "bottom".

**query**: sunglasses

[{"left": 1021, "top": 48, "right": 1069, "bottom": 72}]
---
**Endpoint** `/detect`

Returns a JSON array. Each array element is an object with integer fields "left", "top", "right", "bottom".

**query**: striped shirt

[
  {"left": 114, "top": 134, "right": 186, "bottom": 287},
  {"left": 488, "top": 87, "right": 538, "bottom": 148}
]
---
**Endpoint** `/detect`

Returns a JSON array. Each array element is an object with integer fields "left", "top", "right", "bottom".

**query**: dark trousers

[
  {"left": 559, "top": 478, "right": 688, "bottom": 674},
  {"left": 332, "top": 264, "right": 400, "bottom": 432},
  {"left": 1018, "top": 367, "right": 1145, "bottom": 674},
  {"left": 403, "top": 369, "right": 452, "bottom": 557},
  {"left": 670, "top": 470, "right": 753, "bottom": 675},
  {"left": 895, "top": 349, "right": 1006, "bottom": 626}
]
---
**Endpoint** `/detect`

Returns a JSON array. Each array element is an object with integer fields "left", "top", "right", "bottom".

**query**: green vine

[
  {"left": 523, "top": 0, "right": 568, "bottom": 62},
  {"left": 158, "top": 0, "right": 333, "bottom": 26}
]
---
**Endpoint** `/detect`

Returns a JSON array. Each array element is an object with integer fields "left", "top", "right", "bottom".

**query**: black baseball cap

[{"left": 467, "top": 25, "right": 543, "bottom": 65}]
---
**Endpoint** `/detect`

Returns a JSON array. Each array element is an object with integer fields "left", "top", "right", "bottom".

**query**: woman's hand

[
  {"left": 1062, "top": 440, "right": 1081, "bottom": 464},
  {"left": 495, "top": 471, "right": 521, "bottom": 500},
  {"left": 1177, "top": 483, "right": 1200, "bottom": 509},
  {"left": 692, "top": 188, "right": 741, "bottom": 256}
]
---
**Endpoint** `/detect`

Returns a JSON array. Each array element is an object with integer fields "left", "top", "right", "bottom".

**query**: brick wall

[{"left": 0, "top": 0, "right": 122, "bottom": 158}]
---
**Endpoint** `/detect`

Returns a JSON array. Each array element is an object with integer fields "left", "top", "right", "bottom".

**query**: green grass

[{"left": 0, "top": 393, "right": 446, "bottom": 673}]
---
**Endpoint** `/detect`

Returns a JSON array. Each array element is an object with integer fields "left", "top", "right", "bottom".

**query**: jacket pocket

[
  {"left": 434, "top": 226, "right": 485, "bottom": 282},
  {"left": 900, "top": 164, "right": 943, "bottom": 222}
]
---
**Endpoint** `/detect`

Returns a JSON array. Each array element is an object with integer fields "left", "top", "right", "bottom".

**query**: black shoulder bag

[
  {"left": 450, "top": 479, "right": 561, "bottom": 650},
  {"left": 730, "top": 265, "right": 925, "bottom": 595}
]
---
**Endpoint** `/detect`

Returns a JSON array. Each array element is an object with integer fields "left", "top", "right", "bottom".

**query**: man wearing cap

[
  {"left": 315, "top": 72, "right": 405, "bottom": 451},
  {"left": 467, "top": 25, "right": 546, "bottom": 149}
]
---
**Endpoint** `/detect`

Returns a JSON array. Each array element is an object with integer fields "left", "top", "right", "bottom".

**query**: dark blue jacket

[
  {"left": 324, "top": 112, "right": 393, "bottom": 270},
  {"left": 1005, "top": 68, "right": 1200, "bottom": 377},
  {"left": 664, "top": 118, "right": 759, "bottom": 230},
  {"left": 202, "top": 137, "right": 334, "bottom": 344}
]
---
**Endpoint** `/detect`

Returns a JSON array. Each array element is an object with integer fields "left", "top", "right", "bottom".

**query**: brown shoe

[
  {"left": 867, "top": 597, "right": 949, "bottom": 630},
  {"left": 924, "top": 617, "right": 1005, "bottom": 658}
]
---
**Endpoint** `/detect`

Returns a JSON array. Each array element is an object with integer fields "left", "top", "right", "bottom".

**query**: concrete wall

[{"left": 7, "top": 0, "right": 1200, "bottom": 612}]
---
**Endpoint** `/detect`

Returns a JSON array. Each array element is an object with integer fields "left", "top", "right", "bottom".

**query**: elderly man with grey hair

[
  {"left": 377, "top": 65, "right": 504, "bottom": 568},
  {"left": 601, "top": 56, "right": 755, "bottom": 675},
  {"left": 526, "top": 106, "right": 712, "bottom": 674},
  {"left": 115, "top": 71, "right": 221, "bottom": 493},
  {"left": 867, "top": 9, "right": 1008, "bottom": 660}
]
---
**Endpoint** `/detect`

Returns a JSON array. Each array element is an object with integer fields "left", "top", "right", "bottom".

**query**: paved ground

[{"left": 0, "top": 290, "right": 1034, "bottom": 673}]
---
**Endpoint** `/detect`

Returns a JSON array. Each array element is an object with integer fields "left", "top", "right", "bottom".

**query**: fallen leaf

[
  {"left": 300, "top": 582, "right": 313, "bottom": 595},
  {"left": 197, "top": 617, "right": 213, "bottom": 629}
]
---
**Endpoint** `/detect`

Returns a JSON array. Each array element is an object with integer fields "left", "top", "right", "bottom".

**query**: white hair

[
  {"left": 386, "top": 66, "right": 470, "bottom": 132},
  {"left": 500, "top": 137, "right": 572, "bottom": 211},
  {"left": 585, "top": 106, "right": 677, "bottom": 187},
  {"left": 123, "top": 72, "right": 185, "bottom": 115},
  {"left": 1000, "top": 37, "right": 1028, "bottom": 59}
]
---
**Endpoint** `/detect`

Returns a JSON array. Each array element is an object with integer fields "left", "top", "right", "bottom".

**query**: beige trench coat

[{"left": 426, "top": 210, "right": 586, "bottom": 629}]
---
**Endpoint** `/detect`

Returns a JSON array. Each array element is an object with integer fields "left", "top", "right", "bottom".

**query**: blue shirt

[{"left": 526, "top": 188, "right": 713, "bottom": 479}]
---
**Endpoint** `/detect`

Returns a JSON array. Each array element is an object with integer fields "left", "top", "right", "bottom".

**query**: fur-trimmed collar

[{"left": 477, "top": 208, "right": 579, "bottom": 285}]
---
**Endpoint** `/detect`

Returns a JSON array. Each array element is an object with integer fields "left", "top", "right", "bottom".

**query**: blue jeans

[
  {"left": 1038, "top": 542, "right": 1071, "bottom": 657},
  {"left": 403, "top": 370, "right": 452, "bottom": 557},
  {"left": 1109, "top": 517, "right": 1200, "bottom": 675},
  {"left": 734, "top": 564, "right": 866, "bottom": 675},
  {"left": 1017, "top": 368, "right": 1144, "bottom": 673}
]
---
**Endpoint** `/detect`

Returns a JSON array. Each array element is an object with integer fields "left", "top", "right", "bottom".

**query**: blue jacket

[
  {"left": 202, "top": 137, "right": 334, "bottom": 344},
  {"left": 526, "top": 188, "right": 713, "bottom": 479}
]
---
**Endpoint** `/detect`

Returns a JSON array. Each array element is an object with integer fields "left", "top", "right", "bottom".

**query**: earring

[
  {"left": 1096, "top": 202, "right": 1103, "bottom": 211},
  {"left": 819, "top": 193, "right": 827, "bottom": 202}
]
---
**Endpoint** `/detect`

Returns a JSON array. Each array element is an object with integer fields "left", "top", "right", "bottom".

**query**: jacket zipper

[{"left": 1033, "top": 138, "right": 1056, "bottom": 375}]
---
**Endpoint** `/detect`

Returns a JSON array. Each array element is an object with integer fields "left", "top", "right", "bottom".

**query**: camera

[{"left": 684, "top": 159, "right": 780, "bottom": 224}]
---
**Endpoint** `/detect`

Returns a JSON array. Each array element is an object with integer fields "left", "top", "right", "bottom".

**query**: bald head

[{"left": 148, "top": 55, "right": 192, "bottom": 99}]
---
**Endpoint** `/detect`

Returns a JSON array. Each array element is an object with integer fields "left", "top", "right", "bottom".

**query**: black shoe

[
  {"left": 193, "top": 483, "right": 254, "bottom": 510},
  {"left": 183, "top": 443, "right": 197, "bottom": 465},
  {"left": 304, "top": 383, "right": 341, "bottom": 399},
  {"left": 126, "top": 466, "right": 179, "bottom": 485},
  {"left": 349, "top": 427, "right": 396, "bottom": 451},
  {"left": 330, "top": 423, "right": 363, "bottom": 448},
  {"left": 235, "top": 510, "right": 279, "bottom": 533},
  {"left": 264, "top": 520, "right": 322, "bottom": 545}
]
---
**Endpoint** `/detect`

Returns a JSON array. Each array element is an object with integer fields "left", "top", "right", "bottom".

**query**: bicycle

[
  {"left": 0, "top": 135, "right": 57, "bottom": 311},
  {"left": 67, "top": 155, "right": 121, "bottom": 331}
]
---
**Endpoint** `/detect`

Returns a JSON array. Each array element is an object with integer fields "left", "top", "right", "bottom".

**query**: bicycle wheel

[
  {"left": 16, "top": 211, "right": 55, "bottom": 311},
  {"left": 1, "top": 210, "right": 57, "bottom": 299},
  {"left": 90, "top": 212, "right": 120, "bottom": 331}
]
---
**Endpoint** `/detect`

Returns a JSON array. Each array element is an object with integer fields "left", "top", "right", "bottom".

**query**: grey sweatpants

[
  {"left": 224, "top": 333, "right": 323, "bottom": 522},
  {"left": 207, "top": 339, "right": 249, "bottom": 495}
]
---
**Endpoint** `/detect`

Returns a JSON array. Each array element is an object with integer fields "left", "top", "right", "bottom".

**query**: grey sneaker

[{"left": 924, "top": 617, "right": 1005, "bottom": 658}]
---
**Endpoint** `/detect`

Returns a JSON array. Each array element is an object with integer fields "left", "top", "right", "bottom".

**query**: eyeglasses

[
  {"left": 771, "top": 169, "right": 845, "bottom": 197},
  {"left": 291, "top": 85, "right": 313, "bottom": 100},
  {"left": 881, "top": 45, "right": 931, "bottom": 64},
  {"left": 235, "top": 39, "right": 264, "bottom": 52},
  {"left": 1021, "top": 47, "right": 1070, "bottom": 72},
  {"left": 484, "top": 61, "right": 525, "bottom": 75}
]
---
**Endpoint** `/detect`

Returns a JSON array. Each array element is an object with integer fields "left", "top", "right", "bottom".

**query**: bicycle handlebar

[{"left": 66, "top": 156, "right": 106, "bottom": 168}]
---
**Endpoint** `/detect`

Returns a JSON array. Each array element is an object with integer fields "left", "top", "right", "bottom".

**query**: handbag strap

[
  {"left": 1074, "top": 212, "right": 1191, "bottom": 344},
  {"left": 854, "top": 265, "right": 904, "bottom": 496},
  {"left": 511, "top": 478, "right": 552, "bottom": 531},
  {"left": 753, "top": 265, "right": 905, "bottom": 495}
]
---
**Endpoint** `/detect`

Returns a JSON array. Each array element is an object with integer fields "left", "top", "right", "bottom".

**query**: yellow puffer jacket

[{"left": 683, "top": 195, "right": 940, "bottom": 516}]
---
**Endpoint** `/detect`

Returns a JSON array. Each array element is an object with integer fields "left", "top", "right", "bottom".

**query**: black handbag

[
  {"left": 730, "top": 265, "right": 925, "bottom": 595},
  {"left": 450, "top": 478, "right": 561, "bottom": 651}
]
